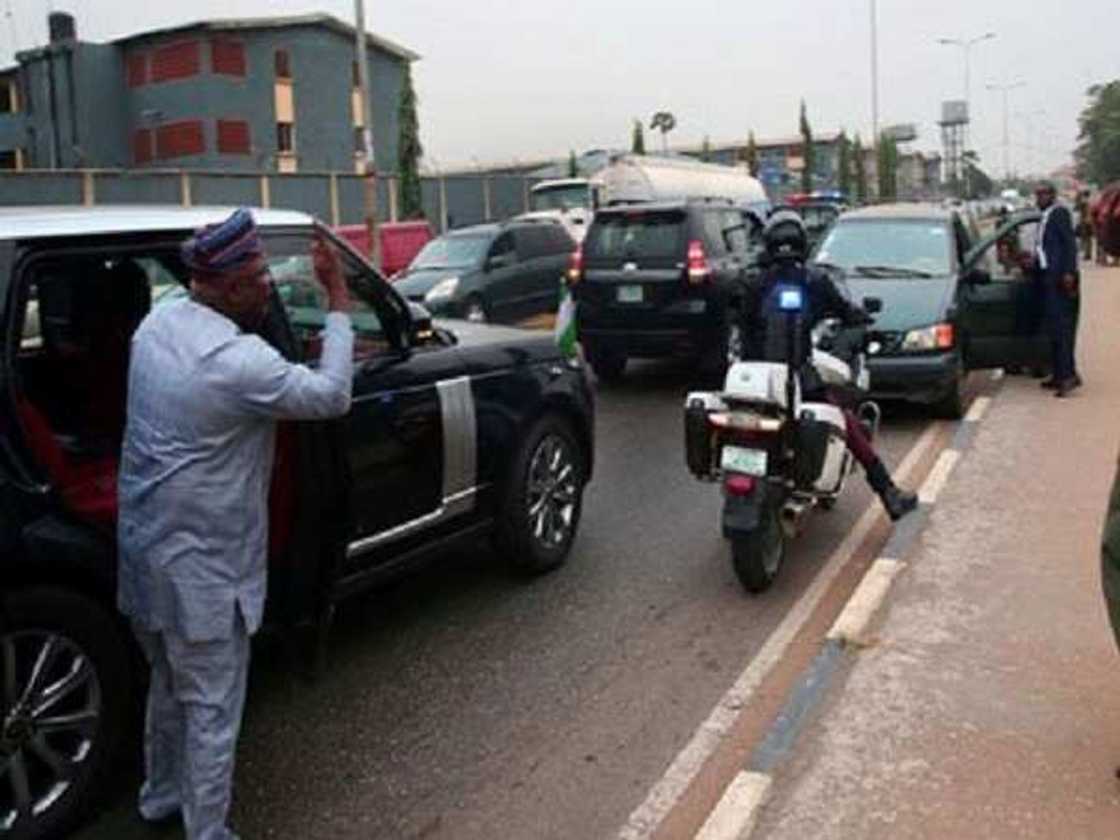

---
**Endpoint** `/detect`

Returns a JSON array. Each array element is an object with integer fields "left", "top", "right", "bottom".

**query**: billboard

[{"left": 883, "top": 123, "right": 918, "bottom": 143}]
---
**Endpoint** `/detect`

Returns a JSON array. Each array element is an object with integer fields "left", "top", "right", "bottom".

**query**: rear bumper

[
  {"left": 578, "top": 298, "right": 728, "bottom": 359},
  {"left": 866, "top": 351, "right": 959, "bottom": 404}
]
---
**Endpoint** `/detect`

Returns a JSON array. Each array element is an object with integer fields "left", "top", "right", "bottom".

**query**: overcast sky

[{"left": 7, "top": 0, "right": 1119, "bottom": 175}]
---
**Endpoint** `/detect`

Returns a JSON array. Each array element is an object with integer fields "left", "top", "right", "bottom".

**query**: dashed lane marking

[
  {"left": 826, "top": 558, "right": 905, "bottom": 645},
  {"left": 918, "top": 449, "right": 961, "bottom": 506},
  {"left": 964, "top": 395, "right": 992, "bottom": 423},
  {"left": 694, "top": 771, "right": 772, "bottom": 840}
]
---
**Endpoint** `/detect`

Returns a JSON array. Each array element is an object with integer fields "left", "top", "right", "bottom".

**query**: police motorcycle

[{"left": 684, "top": 260, "right": 882, "bottom": 593}]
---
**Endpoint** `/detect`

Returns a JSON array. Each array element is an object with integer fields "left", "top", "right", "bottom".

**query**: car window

[
  {"left": 722, "top": 210, "right": 750, "bottom": 254},
  {"left": 410, "top": 234, "right": 489, "bottom": 270},
  {"left": 262, "top": 236, "right": 397, "bottom": 363},
  {"left": 815, "top": 220, "right": 953, "bottom": 277},
  {"left": 489, "top": 232, "right": 515, "bottom": 261},
  {"left": 982, "top": 219, "right": 1040, "bottom": 282},
  {"left": 513, "top": 226, "right": 551, "bottom": 260},
  {"left": 584, "top": 210, "right": 685, "bottom": 260},
  {"left": 701, "top": 210, "right": 728, "bottom": 256}
]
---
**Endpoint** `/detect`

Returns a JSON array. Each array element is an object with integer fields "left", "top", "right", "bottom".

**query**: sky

[{"left": 6, "top": 0, "right": 1119, "bottom": 176}]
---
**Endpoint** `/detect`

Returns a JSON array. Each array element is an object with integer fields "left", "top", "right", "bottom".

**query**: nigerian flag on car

[{"left": 555, "top": 277, "right": 578, "bottom": 358}]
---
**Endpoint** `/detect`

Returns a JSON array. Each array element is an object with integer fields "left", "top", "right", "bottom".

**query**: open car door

[{"left": 959, "top": 211, "right": 1050, "bottom": 371}]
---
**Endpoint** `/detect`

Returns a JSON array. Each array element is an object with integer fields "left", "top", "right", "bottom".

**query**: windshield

[
  {"left": 530, "top": 185, "right": 591, "bottom": 212},
  {"left": 814, "top": 220, "right": 952, "bottom": 277},
  {"left": 409, "top": 234, "right": 490, "bottom": 270}
]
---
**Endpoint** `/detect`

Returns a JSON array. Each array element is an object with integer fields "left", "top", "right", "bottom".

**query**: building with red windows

[{"left": 0, "top": 12, "right": 418, "bottom": 174}]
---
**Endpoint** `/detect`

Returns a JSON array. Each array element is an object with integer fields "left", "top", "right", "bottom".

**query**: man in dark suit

[{"left": 1032, "top": 182, "right": 1081, "bottom": 397}]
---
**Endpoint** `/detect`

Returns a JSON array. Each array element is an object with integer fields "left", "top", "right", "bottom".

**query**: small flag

[{"left": 555, "top": 277, "right": 578, "bottom": 358}]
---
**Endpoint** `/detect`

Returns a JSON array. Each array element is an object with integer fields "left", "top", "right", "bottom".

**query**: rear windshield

[{"left": 585, "top": 211, "right": 684, "bottom": 259}]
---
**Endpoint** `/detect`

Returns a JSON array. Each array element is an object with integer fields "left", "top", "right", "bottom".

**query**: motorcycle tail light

[{"left": 724, "top": 475, "right": 756, "bottom": 496}]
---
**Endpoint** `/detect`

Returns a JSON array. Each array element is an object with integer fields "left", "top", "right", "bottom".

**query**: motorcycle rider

[{"left": 737, "top": 211, "right": 918, "bottom": 521}]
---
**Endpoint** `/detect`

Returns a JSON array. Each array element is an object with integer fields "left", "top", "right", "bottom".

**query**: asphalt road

[{"left": 78, "top": 359, "right": 930, "bottom": 840}]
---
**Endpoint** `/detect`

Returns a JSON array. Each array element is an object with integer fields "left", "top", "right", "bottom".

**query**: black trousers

[{"left": 1042, "top": 273, "right": 1078, "bottom": 382}]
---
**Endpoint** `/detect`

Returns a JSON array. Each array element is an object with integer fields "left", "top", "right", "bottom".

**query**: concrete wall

[{"left": 0, "top": 169, "right": 538, "bottom": 230}]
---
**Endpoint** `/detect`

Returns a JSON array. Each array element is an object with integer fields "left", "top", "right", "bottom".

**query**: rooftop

[{"left": 113, "top": 14, "right": 420, "bottom": 62}]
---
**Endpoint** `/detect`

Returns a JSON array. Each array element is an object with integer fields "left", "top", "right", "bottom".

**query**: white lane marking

[
  {"left": 826, "top": 558, "right": 905, "bottom": 645},
  {"left": 964, "top": 395, "right": 992, "bottom": 423},
  {"left": 990, "top": 368, "right": 1005, "bottom": 382},
  {"left": 694, "top": 772, "right": 772, "bottom": 840},
  {"left": 918, "top": 449, "right": 961, "bottom": 505},
  {"left": 616, "top": 422, "right": 945, "bottom": 840}
]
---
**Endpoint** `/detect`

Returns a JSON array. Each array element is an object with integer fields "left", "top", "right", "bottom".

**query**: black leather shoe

[
  {"left": 880, "top": 486, "right": 918, "bottom": 521},
  {"left": 1055, "top": 379, "right": 1078, "bottom": 398},
  {"left": 1040, "top": 378, "right": 1060, "bottom": 389}
]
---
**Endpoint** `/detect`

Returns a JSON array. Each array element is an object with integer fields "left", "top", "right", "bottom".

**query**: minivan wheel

[
  {"left": 495, "top": 415, "right": 586, "bottom": 575},
  {"left": 587, "top": 345, "right": 627, "bottom": 384},
  {"left": 0, "top": 588, "right": 132, "bottom": 840},
  {"left": 464, "top": 295, "right": 488, "bottom": 324}
]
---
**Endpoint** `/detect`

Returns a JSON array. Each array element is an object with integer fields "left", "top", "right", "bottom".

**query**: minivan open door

[{"left": 958, "top": 212, "right": 1050, "bottom": 371}]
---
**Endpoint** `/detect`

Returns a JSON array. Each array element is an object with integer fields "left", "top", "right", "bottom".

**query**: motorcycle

[{"left": 684, "top": 281, "right": 882, "bottom": 592}]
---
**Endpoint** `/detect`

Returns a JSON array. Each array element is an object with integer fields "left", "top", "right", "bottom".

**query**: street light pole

[
  {"left": 870, "top": 0, "right": 879, "bottom": 146},
  {"left": 354, "top": 0, "right": 381, "bottom": 269},
  {"left": 987, "top": 80, "right": 1025, "bottom": 183},
  {"left": 937, "top": 32, "right": 996, "bottom": 154}
]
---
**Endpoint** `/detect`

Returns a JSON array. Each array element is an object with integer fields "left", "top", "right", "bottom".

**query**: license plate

[
  {"left": 617, "top": 284, "right": 644, "bottom": 303},
  {"left": 720, "top": 445, "right": 768, "bottom": 476}
]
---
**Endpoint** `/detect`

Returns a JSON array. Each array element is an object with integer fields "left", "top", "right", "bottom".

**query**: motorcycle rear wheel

[{"left": 730, "top": 502, "right": 786, "bottom": 593}]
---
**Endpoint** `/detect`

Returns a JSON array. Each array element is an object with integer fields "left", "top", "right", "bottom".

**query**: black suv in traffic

[
  {"left": 0, "top": 206, "right": 594, "bottom": 840},
  {"left": 394, "top": 219, "right": 575, "bottom": 324},
  {"left": 573, "top": 200, "right": 758, "bottom": 382}
]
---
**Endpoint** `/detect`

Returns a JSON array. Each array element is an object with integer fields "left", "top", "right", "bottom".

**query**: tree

[
  {"left": 568, "top": 150, "right": 578, "bottom": 178},
  {"left": 853, "top": 133, "right": 868, "bottom": 204},
  {"left": 799, "top": 100, "right": 814, "bottom": 194},
  {"left": 650, "top": 111, "right": 677, "bottom": 154},
  {"left": 836, "top": 131, "right": 852, "bottom": 197},
  {"left": 740, "top": 130, "right": 759, "bottom": 176},
  {"left": 700, "top": 135, "right": 712, "bottom": 162},
  {"left": 631, "top": 119, "right": 646, "bottom": 155},
  {"left": 877, "top": 132, "right": 899, "bottom": 201},
  {"left": 1075, "top": 80, "right": 1120, "bottom": 185},
  {"left": 396, "top": 63, "right": 424, "bottom": 219}
]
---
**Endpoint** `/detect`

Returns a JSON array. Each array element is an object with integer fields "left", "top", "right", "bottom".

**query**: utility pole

[
  {"left": 354, "top": 0, "right": 380, "bottom": 269},
  {"left": 870, "top": 0, "right": 879, "bottom": 147},
  {"left": 987, "top": 80, "right": 1025, "bottom": 183}
]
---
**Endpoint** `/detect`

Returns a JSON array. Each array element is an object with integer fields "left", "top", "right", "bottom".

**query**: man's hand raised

[{"left": 312, "top": 231, "right": 351, "bottom": 313}]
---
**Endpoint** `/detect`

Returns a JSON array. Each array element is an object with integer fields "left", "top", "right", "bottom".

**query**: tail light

[
  {"left": 724, "top": 475, "right": 756, "bottom": 496},
  {"left": 686, "top": 239, "right": 711, "bottom": 285},
  {"left": 566, "top": 245, "right": 583, "bottom": 286}
]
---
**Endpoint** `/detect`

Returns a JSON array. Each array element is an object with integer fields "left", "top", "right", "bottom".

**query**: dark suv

[
  {"left": 0, "top": 206, "right": 594, "bottom": 840},
  {"left": 573, "top": 200, "right": 758, "bottom": 382},
  {"left": 394, "top": 219, "right": 575, "bottom": 324}
]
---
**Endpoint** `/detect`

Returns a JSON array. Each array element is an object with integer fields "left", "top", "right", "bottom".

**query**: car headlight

[
  {"left": 424, "top": 276, "right": 459, "bottom": 303},
  {"left": 900, "top": 323, "right": 955, "bottom": 352}
]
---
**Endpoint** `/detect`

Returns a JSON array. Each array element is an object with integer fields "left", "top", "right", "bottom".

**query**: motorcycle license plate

[
  {"left": 617, "top": 284, "right": 644, "bottom": 303},
  {"left": 720, "top": 445, "right": 768, "bottom": 476}
]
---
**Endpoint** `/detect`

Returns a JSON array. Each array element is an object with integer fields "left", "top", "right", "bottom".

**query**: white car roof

[{"left": 0, "top": 205, "right": 315, "bottom": 241}]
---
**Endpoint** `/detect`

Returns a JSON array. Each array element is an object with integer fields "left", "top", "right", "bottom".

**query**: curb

[{"left": 701, "top": 371, "right": 1003, "bottom": 840}]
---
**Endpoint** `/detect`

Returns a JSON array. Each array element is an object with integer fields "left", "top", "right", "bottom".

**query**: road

[{"left": 79, "top": 358, "right": 936, "bottom": 840}]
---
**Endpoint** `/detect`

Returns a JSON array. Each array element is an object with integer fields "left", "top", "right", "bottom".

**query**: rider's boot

[{"left": 865, "top": 459, "right": 918, "bottom": 521}]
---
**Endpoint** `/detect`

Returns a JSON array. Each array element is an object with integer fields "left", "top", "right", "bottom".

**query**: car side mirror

[
  {"left": 965, "top": 267, "right": 992, "bottom": 286},
  {"left": 405, "top": 301, "right": 435, "bottom": 345},
  {"left": 862, "top": 296, "right": 883, "bottom": 314}
]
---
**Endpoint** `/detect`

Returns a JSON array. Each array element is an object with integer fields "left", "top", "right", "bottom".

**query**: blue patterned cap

[{"left": 182, "top": 208, "right": 264, "bottom": 275}]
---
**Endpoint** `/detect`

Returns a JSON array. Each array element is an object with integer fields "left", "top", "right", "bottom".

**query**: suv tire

[
  {"left": 0, "top": 587, "right": 133, "bottom": 840},
  {"left": 495, "top": 415, "right": 586, "bottom": 575}
]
